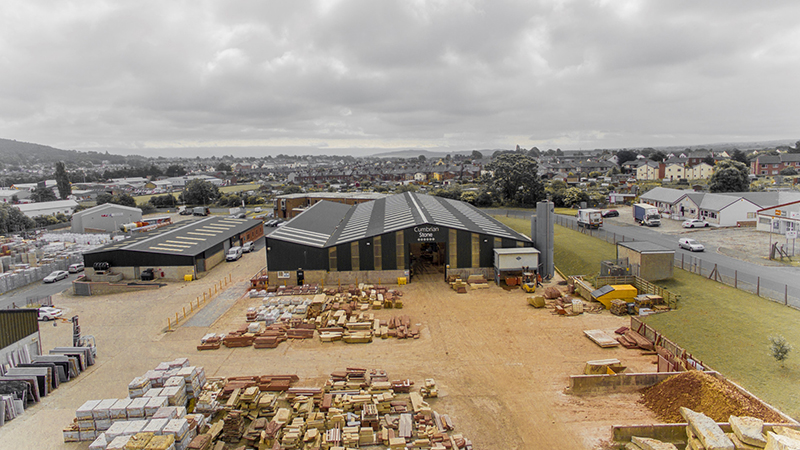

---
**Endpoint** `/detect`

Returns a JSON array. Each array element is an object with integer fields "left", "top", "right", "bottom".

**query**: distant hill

[{"left": 0, "top": 138, "right": 131, "bottom": 166}]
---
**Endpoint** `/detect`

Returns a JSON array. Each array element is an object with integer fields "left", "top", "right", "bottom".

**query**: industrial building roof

[
  {"left": 617, "top": 241, "right": 674, "bottom": 254},
  {"left": 267, "top": 192, "right": 532, "bottom": 248},
  {"left": 84, "top": 216, "right": 260, "bottom": 256}
]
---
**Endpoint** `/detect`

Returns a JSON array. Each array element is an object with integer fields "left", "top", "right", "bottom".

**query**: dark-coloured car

[{"left": 601, "top": 209, "right": 619, "bottom": 218}]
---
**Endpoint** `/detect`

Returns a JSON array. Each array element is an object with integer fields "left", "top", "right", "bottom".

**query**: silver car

[{"left": 43, "top": 270, "right": 69, "bottom": 283}]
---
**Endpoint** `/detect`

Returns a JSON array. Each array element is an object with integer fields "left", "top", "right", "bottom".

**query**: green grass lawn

[{"left": 495, "top": 215, "right": 800, "bottom": 420}]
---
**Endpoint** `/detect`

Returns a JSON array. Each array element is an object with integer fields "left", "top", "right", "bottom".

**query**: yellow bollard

[
  {"left": 197, "top": 298, "right": 200, "bottom": 308},
  {"left": 168, "top": 318, "right": 171, "bottom": 331},
  {"left": 183, "top": 306, "right": 186, "bottom": 318},
  {"left": 229, "top": 274, "right": 232, "bottom": 282},
  {"left": 215, "top": 285, "right": 217, "bottom": 293},
  {"left": 190, "top": 303, "right": 193, "bottom": 312},
  {"left": 203, "top": 292, "right": 206, "bottom": 301},
  {"left": 175, "top": 312, "right": 178, "bottom": 322}
]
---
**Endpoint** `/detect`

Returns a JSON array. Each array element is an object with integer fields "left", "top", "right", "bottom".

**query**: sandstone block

[
  {"left": 680, "top": 407, "right": 734, "bottom": 450},
  {"left": 730, "top": 416, "right": 766, "bottom": 447}
]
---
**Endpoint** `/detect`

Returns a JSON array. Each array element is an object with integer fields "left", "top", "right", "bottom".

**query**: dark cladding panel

[
  {"left": 266, "top": 239, "right": 328, "bottom": 271},
  {"left": 456, "top": 229, "right": 472, "bottom": 268},
  {"left": 479, "top": 234, "right": 494, "bottom": 268},
  {"left": 359, "top": 238, "right": 374, "bottom": 271},
  {"left": 336, "top": 242, "right": 352, "bottom": 272},
  {"left": 381, "top": 231, "right": 397, "bottom": 270}
]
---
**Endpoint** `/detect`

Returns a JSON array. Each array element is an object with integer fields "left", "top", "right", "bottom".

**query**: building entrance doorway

[{"left": 409, "top": 242, "right": 446, "bottom": 282}]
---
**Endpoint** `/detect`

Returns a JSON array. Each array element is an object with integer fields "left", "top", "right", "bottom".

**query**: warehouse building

[
  {"left": 273, "top": 192, "right": 387, "bottom": 219},
  {"left": 70, "top": 203, "right": 143, "bottom": 233},
  {"left": 82, "top": 216, "right": 264, "bottom": 281},
  {"left": 265, "top": 192, "right": 535, "bottom": 285}
]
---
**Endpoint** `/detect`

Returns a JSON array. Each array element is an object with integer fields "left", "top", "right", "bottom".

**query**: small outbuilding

[
  {"left": 493, "top": 247, "right": 540, "bottom": 284},
  {"left": 616, "top": 241, "right": 674, "bottom": 281},
  {"left": 71, "top": 203, "right": 143, "bottom": 233}
]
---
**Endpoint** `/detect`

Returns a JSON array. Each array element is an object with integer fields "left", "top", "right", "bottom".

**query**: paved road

[
  {"left": 484, "top": 207, "right": 800, "bottom": 305},
  {"left": 0, "top": 272, "right": 84, "bottom": 310}
]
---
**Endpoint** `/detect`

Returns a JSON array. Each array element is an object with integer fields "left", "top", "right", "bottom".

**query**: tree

[
  {"left": 648, "top": 151, "right": 666, "bottom": 162},
  {"left": 165, "top": 164, "right": 186, "bottom": 177},
  {"left": 215, "top": 161, "right": 230, "bottom": 173},
  {"left": 0, "top": 203, "right": 35, "bottom": 234},
  {"left": 283, "top": 185, "right": 303, "bottom": 194},
  {"left": 418, "top": 155, "right": 426, "bottom": 162},
  {"left": 709, "top": 160, "right": 750, "bottom": 193},
  {"left": 780, "top": 167, "right": 798, "bottom": 176},
  {"left": 113, "top": 193, "right": 136, "bottom": 208},
  {"left": 563, "top": 187, "right": 590, "bottom": 207},
  {"left": 181, "top": 179, "right": 221, "bottom": 205},
  {"left": 485, "top": 153, "right": 545, "bottom": 206},
  {"left": 616, "top": 150, "right": 638, "bottom": 167},
  {"left": 55, "top": 161, "right": 71, "bottom": 199},
  {"left": 96, "top": 192, "right": 113, "bottom": 205},
  {"left": 471, "top": 150, "right": 483, "bottom": 160},
  {"left": 702, "top": 156, "right": 715, "bottom": 166},
  {"left": 30, "top": 184, "right": 57, "bottom": 202},
  {"left": 731, "top": 149, "right": 749, "bottom": 165},
  {"left": 769, "top": 335, "right": 792, "bottom": 367}
]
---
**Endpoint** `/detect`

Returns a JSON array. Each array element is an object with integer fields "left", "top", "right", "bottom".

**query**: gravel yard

[{"left": 0, "top": 248, "right": 663, "bottom": 450}]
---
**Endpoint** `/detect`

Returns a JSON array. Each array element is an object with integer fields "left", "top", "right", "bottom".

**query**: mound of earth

[{"left": 639, "top": 371, "right": 784, "bottom": 423}]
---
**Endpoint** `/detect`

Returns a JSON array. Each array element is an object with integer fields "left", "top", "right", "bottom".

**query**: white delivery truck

[
  {"left": 632, "top": 203, "right": 661, "bottom": 227},
  {"left": 576, "top": 209, "right": 603, "bottom": 229}
]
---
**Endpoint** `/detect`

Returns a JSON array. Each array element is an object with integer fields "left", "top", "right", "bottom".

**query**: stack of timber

[{"left": 467, "top": 274, "right": 489, "bottom": 289}]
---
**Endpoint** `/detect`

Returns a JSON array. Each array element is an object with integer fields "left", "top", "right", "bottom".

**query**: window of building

[
  {"left": 760, "top": 217, "right": 771, "bottom": 224},
  {"left": 747, "top": 212, "right": 756, "bottom": 219}
]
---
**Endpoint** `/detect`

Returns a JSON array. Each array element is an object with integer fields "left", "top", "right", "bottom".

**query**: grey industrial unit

[
  {"left": 82, "top": 217, "right": 264, "bottom": 281},
  {"left": 616, "top": 241, "right": 675, "bottom": 281},
  {"left": 71, "top": 203, "right": 143, "bottom": 233},
  {"left": 265, "top": 192, "right": 535, "bottom": 285}
]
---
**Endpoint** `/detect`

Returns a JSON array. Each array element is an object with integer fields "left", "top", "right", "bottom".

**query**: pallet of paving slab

[
  {"left": 196, "top": 342, "right": 221, "bottom": 351},
  {"left": 583, "top": 329, "right": 620, "bottom": 348}
]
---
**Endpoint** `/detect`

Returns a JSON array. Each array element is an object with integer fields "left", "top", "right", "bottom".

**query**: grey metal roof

[
  {"left": 267, "top": 192, "right": 532, "bottom": 248},
  {"left": 699, "top": 193, "right": 743, "bottom": 211},
  {"left": 617, "top": 241, "right": 674, "bottom": 253},
  {"left": 266, "top": 201, "right": 352, "bottom": 247},
  {"left": 640, "top": 187, "right": 689, "bottom": 204},
  {"left": 84, "top": 216, "right": 261, "bottom": 256}
]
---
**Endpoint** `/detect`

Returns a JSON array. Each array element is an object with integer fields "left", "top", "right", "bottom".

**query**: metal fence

[{"left": 554, "top": 215, "right": 800, "bottom": 310}]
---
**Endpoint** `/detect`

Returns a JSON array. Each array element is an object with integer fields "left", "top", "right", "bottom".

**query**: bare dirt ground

[
  {"left": 0, "top": 248, "right": 662, "bottom": 449},
  {"left": 604, "top": 206, "right": 795, "bottom": 267}
]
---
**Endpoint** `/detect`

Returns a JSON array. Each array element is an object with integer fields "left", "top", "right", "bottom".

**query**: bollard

[
  {"left": 190, "top": 303, "right": 193, "bottom": 312},
  {"left": 175, "top": 312, "right": 178, "bottom": 322},
  {"left": 183, "top": 306, "right": 186, "bottom": 318},
  {"left": 197, "top": 298, "right": 200, "bottom": 308},
  {"left": 168, "top": 318, "right": 171, "bottom": 331},
  {"left": 203, "top": 292, "right": 207, "bottom": 301}
]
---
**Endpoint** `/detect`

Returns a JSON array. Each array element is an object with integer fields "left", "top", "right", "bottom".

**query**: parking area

[
  {"left": 1, "top": 247, "right": 662, "bottom": 449},
  {"left": 604, "top": 206, "right": 794, "bottom": 266}
]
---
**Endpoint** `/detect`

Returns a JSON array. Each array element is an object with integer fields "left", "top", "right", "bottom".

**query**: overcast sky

[{"left": 1, "top": 1, "right": 799, "bottom": 157}]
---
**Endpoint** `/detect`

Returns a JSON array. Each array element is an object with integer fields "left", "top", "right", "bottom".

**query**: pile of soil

[{"left": 639, "top": 371, "right": 785, "bottom": 423}]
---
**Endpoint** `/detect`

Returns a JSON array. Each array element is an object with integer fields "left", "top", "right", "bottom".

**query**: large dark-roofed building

[
  {"left": 83, "top": 216, "right": 264, "bottom": 281},
  {"left": 265, "top": 192, "right": 535, "bottom": 285}
]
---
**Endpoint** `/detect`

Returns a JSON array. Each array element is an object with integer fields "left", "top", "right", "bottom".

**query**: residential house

[
  {"left": 686, "top": 162, "right": 714, "bottom": 180},
  {"left": 750, "top": 154, "right": 800, "bottom": 176},
  {"left": 663, "top": 163, "right": 685, "bottom": 181},
  {"left": 635, "top": 161, "right": 664, "bottom": 180}
]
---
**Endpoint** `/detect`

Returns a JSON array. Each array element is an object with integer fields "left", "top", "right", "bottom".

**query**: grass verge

[{"left": 495, "top": 215, "right": 800, "bottom": 420}]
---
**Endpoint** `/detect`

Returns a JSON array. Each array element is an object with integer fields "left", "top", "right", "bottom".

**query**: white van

[
  {"left": 242, "top": 241, "right": 254, "bottom": 253},
  {"left": 226, "top": 246, "right": 243, "bottom": 261}
]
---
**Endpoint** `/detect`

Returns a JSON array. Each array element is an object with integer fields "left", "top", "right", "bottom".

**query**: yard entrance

[{"left": 408, "top": 242, "right": 446, "bottom": 282}]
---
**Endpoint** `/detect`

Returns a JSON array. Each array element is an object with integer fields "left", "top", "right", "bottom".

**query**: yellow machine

[{"left": 522, "top": 272, "right": 536, "bottom": 293}]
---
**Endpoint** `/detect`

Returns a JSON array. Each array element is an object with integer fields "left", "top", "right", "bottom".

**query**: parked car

[
  {"left": 254, "top": 207, "right": 263, "bottom": 213},
  {"left": 68, "top": 263, "right": 84, "bottom": 273},
  {"left": 679, "top": 238, "right": 705, "bottom": 252},
  {"left": 43, "top": 270, "right": 69, "bottom": 283},
  {"left": 226, "top": 246, "right": 243, "bottom": 261},
  {"left": 682, "top": 219, "right": 710, "bottom": 228},
  {"left": 179, "top": 209, "right": 193, "bottom": 215},
  {"left": 242, "top": 241, "right": 255, "bottom": 253},
  {"left": 601, "top": 209, "right": 619, "bottom": 218},
  {"left": 38, "top": 307, "right": 63, "bottom": 321},
  {"left": 230, "top": 212, "right": 246, "bottom": 219}
]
